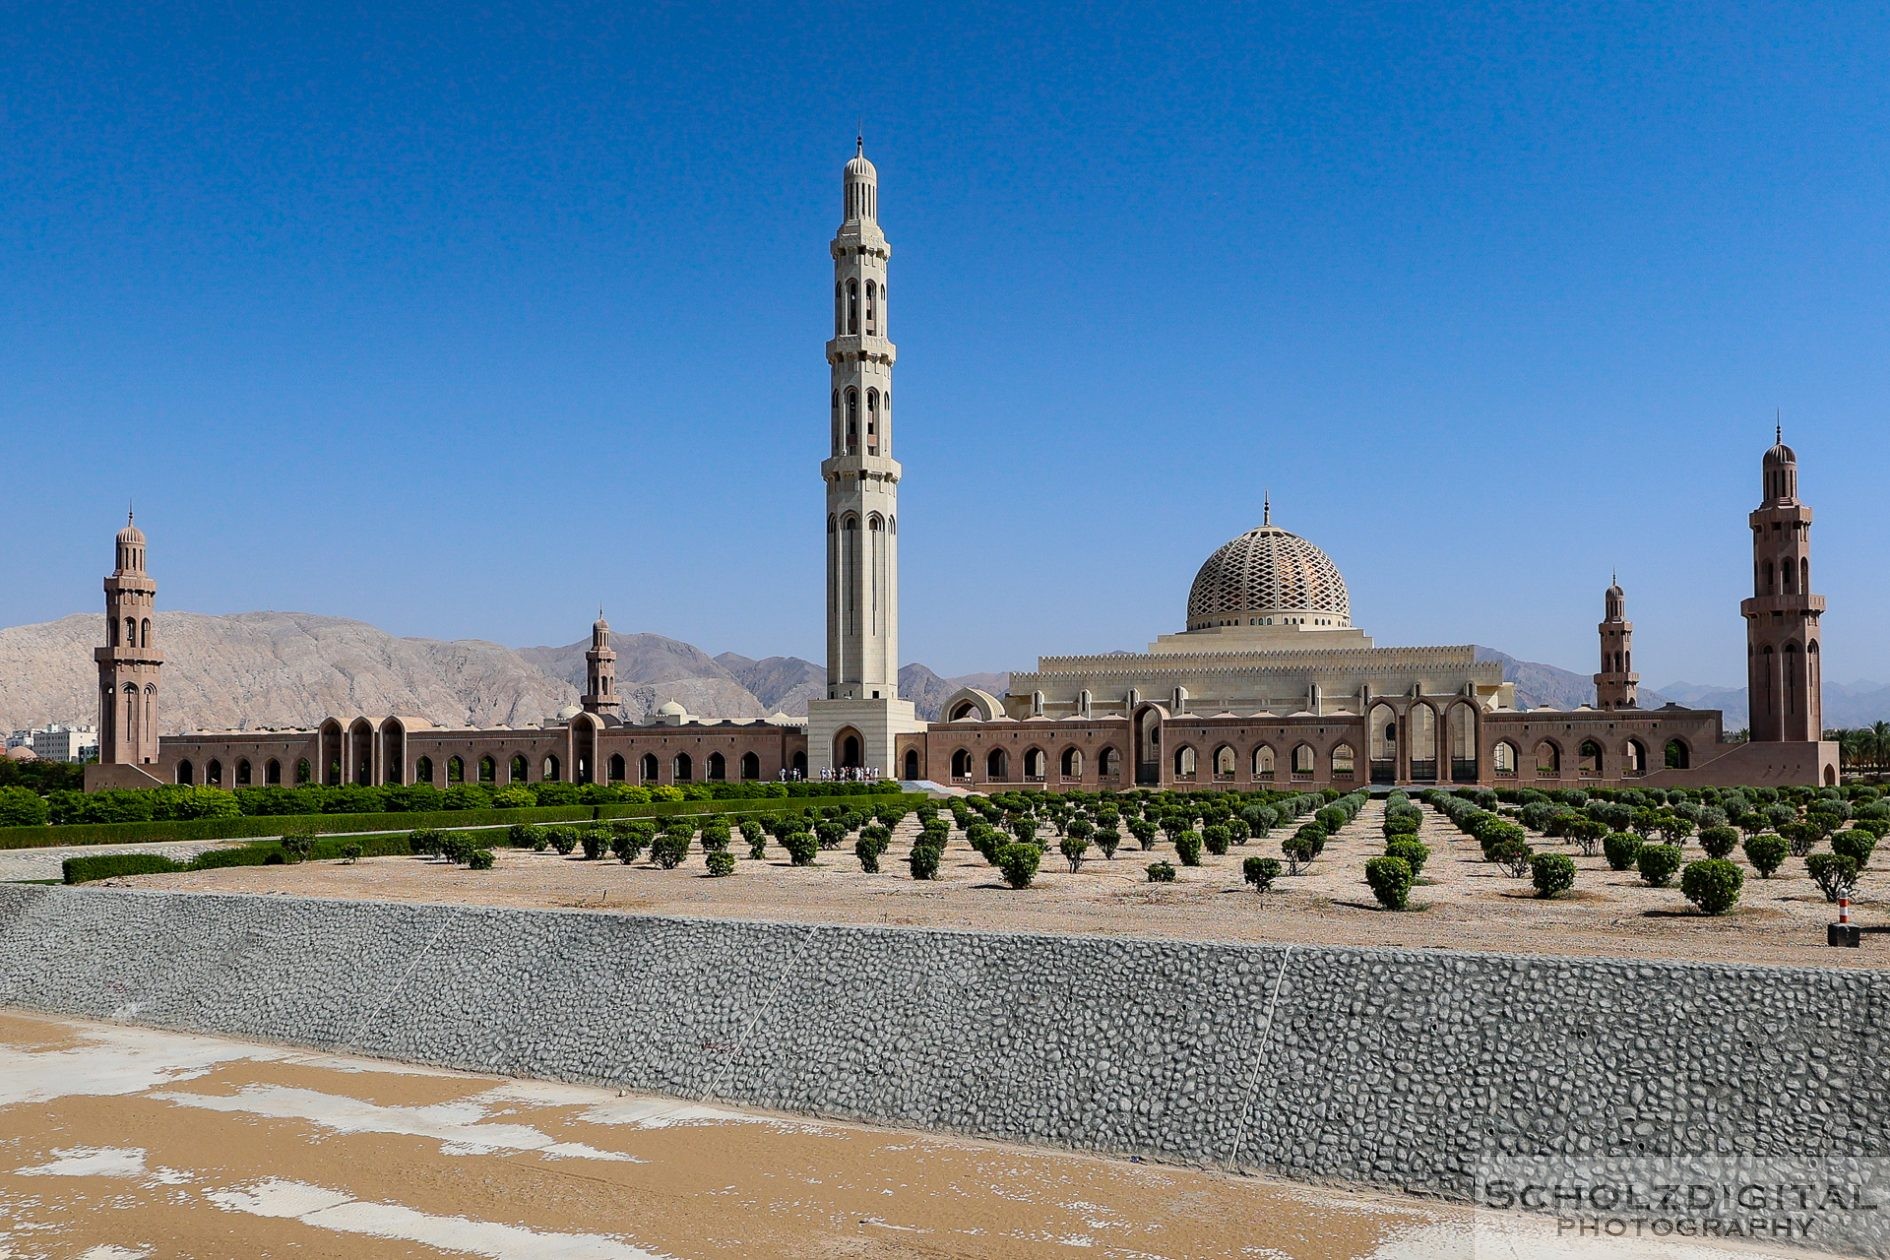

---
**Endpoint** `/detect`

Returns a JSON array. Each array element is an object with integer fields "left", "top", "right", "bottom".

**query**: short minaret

[
  {"left": 1741, "top": 429, "right": 1824, "bottom": 741},
  {"left": 1594, "top": 575, "right": 1638, "bottom": 709},
  {"left": 807, "top": 138, "right": 921, "bottom": 776},
  {"left": 93, "top": 513, "right": 164, "bottom": 768},
  {"left": 582, "top": 610, "right": 620, "bottom": 718}
]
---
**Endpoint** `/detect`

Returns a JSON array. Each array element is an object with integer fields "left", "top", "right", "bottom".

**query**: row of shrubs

[
  {"left": 13, "top": 776, "right": 903, "bottom": 828},
  {"left": 4, "top": 791, "right": 917, "bottom": 852},
  {"left": 60, "top": 830, "right": 405, "bottom": 884}
]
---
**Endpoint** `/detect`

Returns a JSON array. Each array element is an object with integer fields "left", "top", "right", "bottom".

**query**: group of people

[{"left": 819, "top": 765, "right": 882, "bottom": 782}]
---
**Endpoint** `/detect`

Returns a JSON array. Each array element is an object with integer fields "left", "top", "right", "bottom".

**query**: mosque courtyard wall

[{"left": 1, "top": 883, "right": 1883, "bottom": 1252}]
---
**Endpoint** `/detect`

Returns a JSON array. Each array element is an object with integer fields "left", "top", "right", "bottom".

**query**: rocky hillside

[
  {"left": 10, "top": 608, "right": 1804, "bottom": 737},
  {"left": 0, "top": 611, "right": 1004, "bottom": 733}
]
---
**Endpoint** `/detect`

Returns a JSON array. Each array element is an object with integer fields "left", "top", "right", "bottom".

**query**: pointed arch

[
  {"left": 707, "top": 751, "right": 727, "bottom": 781},
  {"left": 415, "top": 756, "right": 434, "bottom": 785},
  {"left": 608, "top": 753, "right": 626, "bottom": 783},
  {"left": 510, "top": 753, "right": 530, "bottom": 783},
  {"left": 1252, "top": 744, "right": 1276, "bottom": 780},
  {"left": 1098, "top": 746, "right": 1122, "bottom": 780},
  {"left": 640, "top": 753, "right": 659, "bottom": 783},
  {"left": 986, "top": 747, "right": 1009, "bottom": 781},
  {"left": 951, "top": 748, "right": 974, "bottom": 780},
  {"left": 1493, "top": 740, "right": 1519, "bottom": 778},
  {"left": 740, "top": 751, "right": 761, "bottom": 781},
  {"left": 1059, "top": 746, "right": 1084, "bottom": 779}
]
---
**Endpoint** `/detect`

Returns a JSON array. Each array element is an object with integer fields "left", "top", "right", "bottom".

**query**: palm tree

[{"left": 1874, "top": 721, "right": 1890, "bottom": 773}]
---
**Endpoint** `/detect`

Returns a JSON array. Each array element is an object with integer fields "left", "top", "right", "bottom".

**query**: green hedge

[{"left": 8, "top": 791, "right": 923, "bottom": 852}]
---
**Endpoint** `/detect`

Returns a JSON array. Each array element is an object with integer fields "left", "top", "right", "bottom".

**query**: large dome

[{"left": 1186, "top": 519, "right": 1351, "bottom": 631}]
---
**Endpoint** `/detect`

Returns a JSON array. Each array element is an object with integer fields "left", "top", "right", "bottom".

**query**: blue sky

[{"left": 4, "top": 2, "right": 1886, "bottom": 685}]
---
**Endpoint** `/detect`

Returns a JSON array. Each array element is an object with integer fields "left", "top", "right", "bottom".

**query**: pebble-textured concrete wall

[{"left": 2, "top": 884, "right": 1886, "bottom": 1238}]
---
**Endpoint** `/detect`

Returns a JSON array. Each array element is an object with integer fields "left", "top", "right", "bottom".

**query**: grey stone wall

[{"left": 3, "top": 885, "right": 1886, "bottom": 1250}]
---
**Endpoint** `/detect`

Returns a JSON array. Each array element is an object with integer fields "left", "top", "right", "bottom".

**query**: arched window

[
  {"left": 1493, "top": 741, "right": 1518, "bottom": 777},
  {"left": 1578, "top": 740, "right": 1603, "bottom": 778},
  {"left": 865, "top": 279, "right": 877, "bottom": 334},
  {"left": 206, "top": 759, "right": 223, "bottom": 788},
  {"left": 176, "top": 759, "right": 194, "bottom": 786},
  {"left": 140, "top": 618, "right": 152, "bottom": 647},
  {"left": 707, "top": 752, "right": 727, "bottom": 781},
  {"left": 447, "top": 756, "right": 465, "bottom": 784},
  {"left": 672, "top": 753, "right": 692, "bottom": 782},
  {"left": 608, "top": 754, "right": 626, "bottom": 782},
  {"left": 415, "top": 756, "right": 434, "bottom": 784},
  {"left": 1533, "top": 741, "right": 1561, "bottom": 777},
  {"left": 791, "top": 751, "right": 807, "bottom": 777},
  {"left": 124, "top": 617, "right": 137, "bottom": 648},
  {"left": 986, "top": 747, "right": 1009, "bottom": 780},
  {"left": 949, "top": 701, "right": 976, "bottom": 722},
  {"left": 1291, "top": 744, "right": 1315, "bottom": 776},
  {"left": 834, "top": 281, "right": 844, "bottom": 335},
  {"left": 1213, "top": 744, "right": 1236, "bottom": 779},
  {"left": 1625, "top": 739, "right": 1647, "bottom": 777},
  {"left": 951, "top": 748, "right": 974, "bottom": 780},
  {"left": 903, "top": 748, "right": 920, "bottom": 780},
  {"left": 477, "top": 755, "right": 495, "bottom": 784},
  {"left": 1023, "top": 748, "right": 1047, "bottom": 780},
  {"left": 740, "top": 751, "right": 761, "bottom": 780},
  {"left": 264, "top": 758, "right": 281, "bottom": 786},
  {"left": 543, "top": 755, "right": 561, "bottom": 782},
  {"left": 1060, "top": 747, "right": 1084, "bottom": 779},
  {"left": 296, "top": 758, "right": 312, "bottom": 785},
  {"left": 1332, "top": 743, "right": 1357, "bottom": 776},
  {"left": 1253, "top": 745, "right": 1276, "bottom": 779},
  {"left": 235, "top": 759, "right": 251, "bottom": 787},
  {"left": 640, "top": 753, "right": 659, "bottom": 783},
  {"left": 1764, "top": 560, "right": 1775, "bottom": 592},
  {"left": 1664, "top": 739, "right": 1690, "bottom": 770},
  {"left": 1801, "top": 558, "right": 1810, "bottom": 593},
  {"left": 1099, "top": 746, "right": 1121, "bottom": 779},
  {"left": 865, "top": 389, "right": 879, "bottom": 451},
  {"left": 845, "top": 388, "right": 859, "bottom": 453},
  {"left": 509, "top": 753, "right": 529, "bottom": 783},
  {"left": 846, "top": 279, "right": 859, "bottom": 334},
  {"left": 1173, "top": 745, "right": 1197, "bottom": 779}
]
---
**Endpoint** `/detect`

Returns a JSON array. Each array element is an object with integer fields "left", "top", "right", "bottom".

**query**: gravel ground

[{"left": 122, "top": 799, "right": 1884, "bottom": 970}]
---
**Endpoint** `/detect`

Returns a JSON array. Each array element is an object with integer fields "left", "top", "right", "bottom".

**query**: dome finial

[
  {"left": 1263, "top": 491, "right": 1271, "bottom": 527},
  {"left": 1776, "top": 409, "right": 1782, "bottom": 446}
]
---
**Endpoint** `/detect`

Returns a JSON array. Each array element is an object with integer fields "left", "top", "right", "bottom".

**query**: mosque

[{"left": 84, "top": 143, "right": 1838, "bottom": 795}]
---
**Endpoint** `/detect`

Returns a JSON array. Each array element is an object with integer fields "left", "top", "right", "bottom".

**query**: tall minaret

[
  {"left": 582, "top": 610, "right": 620, "bottom": 718},
  {"left": 1741, "top": 430, "right": 1824, "bottom": 741},
  {"left": 807, "top": 138, "right": 920, "bottom": 775},
  {"left": 93, "top": 513, "right": 164, "bottom": 768},
  {"left": 1594, "top": 575, "right": 1638, "bottom": 710}
]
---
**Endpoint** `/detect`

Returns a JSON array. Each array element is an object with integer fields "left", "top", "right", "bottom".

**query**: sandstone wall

[{"left": 2, "top": 885, "right": 1884, "bottom": 1249}]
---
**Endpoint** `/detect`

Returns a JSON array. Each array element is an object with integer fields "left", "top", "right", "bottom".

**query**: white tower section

[{"left": 807, "top": 139, "right": 921, "bottom": 777}]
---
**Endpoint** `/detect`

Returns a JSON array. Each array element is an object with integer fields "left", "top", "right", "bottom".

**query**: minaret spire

[
  {"left": 810, "top": 138, "right": 920, "bottom": 776},
  {"left": 1263, "top": 492, "right": 1271, "bottom": 527}
]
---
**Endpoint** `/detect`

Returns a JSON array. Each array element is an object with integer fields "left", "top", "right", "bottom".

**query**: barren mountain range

[{"left": 10, "top": 609, "right": 1872, "bottom": 736}]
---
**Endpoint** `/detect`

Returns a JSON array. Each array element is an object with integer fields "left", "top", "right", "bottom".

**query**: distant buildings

[{"left": 5, "top": 725, "right": 99, "bottom": 763}]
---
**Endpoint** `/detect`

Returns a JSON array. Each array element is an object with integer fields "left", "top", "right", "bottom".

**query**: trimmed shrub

[
  {"left": 1384, "top": 838, "right": 1429, "bottom": 878},
  {"left": 996, "top": 842, "right": 1041, "bottom": 889},
  {"left": 1698, "top": 825, "right": 1739, "bottom": 860},
  {"left": 338, "top": 842, "right": 363, "bottom": 865},
  {"left": 854, "top": 834, "right": 883, "bottom": 874},
  {"left": 1831, "top": 829, "right": 1877, "bottom": 868},
  {"left": 1637, "top": 843, "right": 1683, "bottom": 889},
  {"left": 1202, "top": 824, "right": 1232, "bottom": 856},
  {"left": 1365, "top": 856, "right": 1413, "bottom": 910},
  {"left": 908, "top": 842, "right": 942, "bottom": 881},
  {"left": 1490, "top": 835, "right": 1533, "bottom": 878},
  {"left": 1681, "top": 858, "right": 1742, "bottom": 915},
  {"left": 1805, "top": 853, "right": 1859, "bottom": 903},
  {"left": 649, "top": 831, "right": 691, "bottom": 870},
  {"left": 505, "top": 823, "right": 538, "bottom": 848},
  {"left": 1146, "top": 859, "right": 1177, "bottom": 883},
  {"left": 1530, "top": 853, "right": 1576, "bottom": 899},
  {"left": 408, "top": 828, "right": 445, "bottom": 858},
  {"left": 1602, "top": 831, "right": 1643, "bottom": 872},
  {"left": 1174, "top": 830, "right": 1202, "bottom": 867},
  {"left": 1059, "top": 834, "right": 1090, "bottom": 872},
  {"left": 467, "top": 848, "right": 495, "bottom": 871},
  {"left": 781, "top": 829, "right": 818, "bottom": 866},
  {"left": 705, "top": 851, "right": 736, "bottom": 877},
  {"left": 1128, "top": 817, "right": 1159, "bottom": 850},
  {"left": 1743, "top": 833, "right": 1788, "bottom": 879},
  {"left": 579, "top": 829, "right": 607, "bottom": 861},
  {"left": 546, "top": 827, "right": 580, "bottom": 856},
  {"left": 279, "top": 826, "right": 315, "bottom": 863},
  {"left": 1094, "top": 825, "right": 1121, "bottom": 860},
  {"left": 1782, "top": 820, "right": 1823, "bottom": 857},
  {"left": 1281, "top": 833, "right": 1316, "bottom": 876},
  {"left": 1242, "top": 855, "right": 1281, "bottom": 893}
]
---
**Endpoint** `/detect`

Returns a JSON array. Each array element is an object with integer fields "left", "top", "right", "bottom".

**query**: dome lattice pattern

[{"left": 1186, "top": 524, "right": 1351, "bottom": 630}]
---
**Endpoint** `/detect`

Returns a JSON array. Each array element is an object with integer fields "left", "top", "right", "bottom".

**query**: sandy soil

[
  {"left": 0, "top": 1009, "right": 1790, "bottom": 1260},
  {"left": 118, "top": 799, "right": 1885, "bottom": 971}
]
